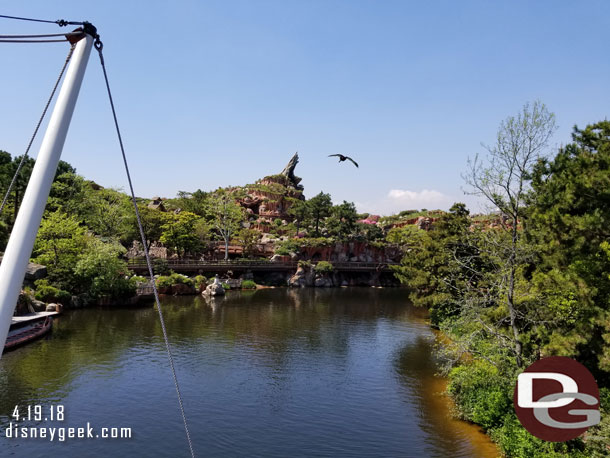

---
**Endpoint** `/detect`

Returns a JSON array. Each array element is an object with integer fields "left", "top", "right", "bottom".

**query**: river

[{"left": 0, "top": 288, "right": 498, "bottom": 457}]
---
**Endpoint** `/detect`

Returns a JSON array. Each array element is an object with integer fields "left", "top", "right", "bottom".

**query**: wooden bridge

[{"left": 127, "top": 259, "right": 399, "bottom": 274}]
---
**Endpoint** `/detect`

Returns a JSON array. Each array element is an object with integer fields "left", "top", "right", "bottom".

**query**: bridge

[{"left": 127, "top": 259, "right": 399, "bottom": 274}]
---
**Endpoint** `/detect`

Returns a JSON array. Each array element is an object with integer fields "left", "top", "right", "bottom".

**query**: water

[{"left": 0, "top": 288, "right": 498, "bottom": 457}]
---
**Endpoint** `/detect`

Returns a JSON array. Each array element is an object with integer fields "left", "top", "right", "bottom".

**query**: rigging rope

[
  {"left": 0, "top": 39, "right": 69, "bottom": 43},
  {"left": 0, "top": 18, "right": 196, "bottom": 455},
  {"left": 0, "top": 44, "right": 75, "bottom": 216},
  {"left": 94, "top": 38, "right": 196, "bottom": 458},
  {"left": 0, "top": 32, "right": 84, "bottom": 44},
  {"left": 0, "top": 14, "right": 83, "bottom": 27}
]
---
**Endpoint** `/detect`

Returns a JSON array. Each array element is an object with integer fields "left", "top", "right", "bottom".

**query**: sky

[{"left": 0, "top": 1, "right": 608, "bottom": 215}]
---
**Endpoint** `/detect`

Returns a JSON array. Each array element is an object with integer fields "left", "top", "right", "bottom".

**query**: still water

[{"left": 0, "top": 288, "right": 498, "bottom": 457}]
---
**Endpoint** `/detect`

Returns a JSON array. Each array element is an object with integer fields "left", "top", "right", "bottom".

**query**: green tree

[
  {"left": 124, "top": 204, "right": 168, "bottom": 250},
  {"left": 327, "top": 201, "right": 358, "bottom": 240},
  {"left": 392, "top": 203, "right": 476, "bottom": 325},
  {"left": 160, "top": 211, "right": 204, "bottom": 258},
  {"left": 207, "top": 190, "right": 244, "bottom": 260},
  {"left": 171, "top": 189, "right": 209, "bottom": 216},
  {"left": 235, "top": 228, "right": 260, "bottom": 258},
  {"left": 529, "top": 121, "right": 610, "bottom": 375},
  {"left": 74, "top": 238, "right": 135, "bottom": 300},
  {"left": 356, "top": 222, "right": 384, "bottom": 242},
  {"left": 307, "top": 191, "right": 332, "bottom": 236},
  {"left": 463, "top": 101, "right": 556, "bottom": 367},
  {"left": 287, "top": 198, "right": 309, "bottom": 234},
  {"left": 32, "top": 211, "right": 88, "bottom": 290}
]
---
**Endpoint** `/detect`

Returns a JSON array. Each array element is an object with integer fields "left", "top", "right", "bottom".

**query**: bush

[
  {"left": 194, "top": 275, "right": 208, "bottom": 289},
  {"left": 241, "top": 279, "right": 257, "bottom": 289},
  {"left": 34, "top": 279, "right": 71, "bottom": 304},
  {"left": 222, "top": 282, "right": 230, "bottom": 290},
  {"left": 156, "top": 272, "right": 195, "bottom": 289},
  {"left": 297, "top": 260, "right": 312, "bottom": 268},
  {"left": 152, "top": 258, "right": 170, "bottom": 275},
  {"left": 447, "top": 360, "right": 512, "bottom": 430},
  {"left": 314, "top": 261, "right": 333, "bottom": 274}
]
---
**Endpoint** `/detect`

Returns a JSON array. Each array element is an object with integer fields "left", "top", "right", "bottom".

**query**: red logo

[{"left": 514, "top": 356, "right": 600, "bottom": 441}]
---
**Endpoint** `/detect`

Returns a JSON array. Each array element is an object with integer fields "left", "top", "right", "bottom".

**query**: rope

[
  {"left": 0, "top": 33, "right": 83, "bottom": 43},
  {"left": 0, "top": 39, "right": 69, "bottom": 43},
  {"left": 94, "top": 39, "right": 196, "bottom": 458},
  {"left": 0, "top": 44, "right": 76, "bottom": 216},
  {"left": 0, "top": 14, "right": 83, "bottom": 27},
  {"left": 0, "top": 33, "right": 82, "bottom": 38}
]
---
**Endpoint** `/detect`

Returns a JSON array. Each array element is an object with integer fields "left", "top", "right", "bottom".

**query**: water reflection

[{"left": 0, "top": 288, "right": 498, "bottom": 457}]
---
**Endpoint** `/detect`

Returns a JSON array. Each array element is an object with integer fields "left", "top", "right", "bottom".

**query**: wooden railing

[{"left": 127, "top": 258, "right": 398, "bottom": 273}]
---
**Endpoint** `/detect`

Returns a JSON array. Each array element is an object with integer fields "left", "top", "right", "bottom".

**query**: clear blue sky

[{"left": 1, "top": 1, "right": 608, "bottom": 215}]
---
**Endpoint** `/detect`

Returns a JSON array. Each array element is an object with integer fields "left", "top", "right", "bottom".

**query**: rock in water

[
  {"left": 288, "top": 264, "right": 315, "bottom": 287},
  {"left": 203, "top": 277, "right": 225, "bottom": 296}
]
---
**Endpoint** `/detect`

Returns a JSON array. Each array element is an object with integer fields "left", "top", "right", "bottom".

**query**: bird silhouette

[{"left": 328, "top": 154, "right": 358, "bottom": 168}]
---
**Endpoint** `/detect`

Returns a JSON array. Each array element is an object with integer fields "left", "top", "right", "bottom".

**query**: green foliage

[
  {"left": 33, "top": 211, "right": 88, "bottom": 290},
  {"left": 241, "top": 279, "right": 257, "bottom": 289},
  {"left": 356, "top": 222, "right": 384, "bottom": 242},
  {"left": 160, "top": 211, "right": 204, "bottom": 258},
  {"left": 529, "top": 121, "right": 610, "bottom": 374},
  {"left": 124, "top": 204, "right": 168, "bottom": 249},
  {"left": 307, "top": 191, "right": 332, "bottom": 236},
  {"left": 448, "top": 360, "right": 513, "bottom": 430},
  {"left": 396, "top": 118, "right": 610, "bottom": 456},
  {"left": 194, "top": 275, "right": 208, "bottom": 289},
  {"left": 287, "top": 199, "right": 309, "bottom": 233},
  {"left": 386, "top": 225, "right": 418, "bottom": 247},
  {"left": 207, "top": 189, "right": 245, "bottom": 260},
  {"left": 327, "top": 201, "right": 358, "bottom": 240},
  {"left": 73, "top": 239, "right": 135, "bottom": 300},
  {"left": 314, "top": 261, "right": 333, "bottom": 274},
  {"left": 152, "top": 258, "right": 170, "bottom": 275},
  {"left": 392, "top": 203, "right": 475, "bottom": 325},
  {"left": 235, "top": 228, "right": 260, "bottom": 258},
  {"left": 156, "top": 272, "right": 195, "bottom": 289},
  {"left": 33, "top": 279, "right": 71, "bottom": 304},
  {"left": 170, "top": 189, "right": 209, "bottom": 216}
]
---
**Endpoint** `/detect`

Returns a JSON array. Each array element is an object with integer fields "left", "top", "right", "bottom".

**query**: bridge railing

[{"left": 126, "top": 258, "right": 400, "bottom": 272}]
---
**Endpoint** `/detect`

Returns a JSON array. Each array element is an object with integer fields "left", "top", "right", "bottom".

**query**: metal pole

[{"left": 0, "top": 34, "right": 93, "bottom": 355}]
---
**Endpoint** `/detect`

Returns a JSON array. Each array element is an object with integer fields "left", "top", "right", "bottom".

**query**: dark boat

[{"left": 3, "top": 316, "right": 52, "bottom": 352}]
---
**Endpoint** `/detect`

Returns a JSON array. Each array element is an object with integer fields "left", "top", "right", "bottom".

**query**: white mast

[{"left": 0, "top": 31, "right": 94, "bottom": 356}]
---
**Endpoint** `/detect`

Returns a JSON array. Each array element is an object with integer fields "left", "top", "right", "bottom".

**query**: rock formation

[
  {"left": 238, "top": 153, "right": 306, "bottom": 232},
  {"left": 203, "top": 277, "right": 226, "bottom": 296},
  {"left": 288, "top": 263, "right": 315, "bottom": 287},
  {"left": 279, "top": 152, "right": 304, "bottom": 190}
]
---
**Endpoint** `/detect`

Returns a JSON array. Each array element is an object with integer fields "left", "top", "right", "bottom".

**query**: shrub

[
  {"left": 241, "top": 279, "right": 257, "bottom": 289},
  {"left": 152, "top": 258, "right": 170, "bottom": 275},
  {"left": 222, "top": 282, "right": 230, "bottom": 290},
  {"left": 34, "top": 279, "right": 71, "bottom": 304},
  {"left": 447, "top": 360, "right": 511, "bottom": 430},
  {"left": 155, "top": 275, "right": 174, "bottom": 289},
  {"left": 194, "top": 275, "right": 208, "bottom": 289},
  {"left": 156, "top": 272, "right": 195, "bottom": 289},
  {"left": 315, "top": 261, "right": 334, "bottom": 274},
  {"left": 298, "top": 260, "right": 312, "bottom": 268}
]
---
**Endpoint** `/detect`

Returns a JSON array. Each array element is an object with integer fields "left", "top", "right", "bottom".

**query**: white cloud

[
  {"left": 356, "top": 188, "right": 454, "bottom": 215},
  {"left": 387, "top": 189, "right": 446, "bottom": 204}
]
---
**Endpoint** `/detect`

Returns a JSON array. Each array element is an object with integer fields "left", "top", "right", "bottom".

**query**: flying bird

[{"left": 328, "top": 154, "right": 358, "bottom": 168}]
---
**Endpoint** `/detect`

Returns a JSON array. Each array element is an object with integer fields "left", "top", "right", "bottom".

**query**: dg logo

[{"left": 514, "top": 356, "right": 600, "bottom": 441}]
